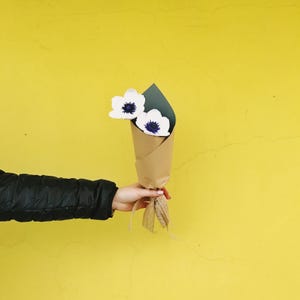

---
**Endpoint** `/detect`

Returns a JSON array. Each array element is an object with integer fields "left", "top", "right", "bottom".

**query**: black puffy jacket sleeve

[{"left": 0, "top": 170, "right": 118, "bottom": 222}]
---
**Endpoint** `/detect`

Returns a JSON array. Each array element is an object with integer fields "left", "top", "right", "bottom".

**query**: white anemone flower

[
  {"left": 109, "top": 88, "right": 145, "bottom": 119},
  {"left": 136, "top": 109, "right": 170, "bottom": 136}
]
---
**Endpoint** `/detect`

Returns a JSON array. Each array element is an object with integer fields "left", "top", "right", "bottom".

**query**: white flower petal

[
  {"left": 112, "top": 96, "right": 124, "bottom": 109},
  {"left": 124, "top": 88, "right": 138, "bottom": 99},
  {"left": 136, "top": 112, "right": 147, "bottom": 129},
  {"left": 121, "top": 112, "right": 135, "bottom": 119},
  {"left": 124, "top": 89, "right": 145, "bottom": 106},
  {"left": 109, "top": 110, "right": 122, "bottom": 119},
  {"left": 159, "top": 116, "right": 170, "bottom": 134},
  {"left": 110, "top": 109, "right": 136, "bottom": 120},
  {"left": 147, "top": 109, "right": 162, "bottom": 120},
  {"left": 134, "top": 104, "right": 145, "bottom": 116},
  {"left": 158, "top": 130, "right": 170, "bottom": 136},
  {"left": 136, "top": 94, "right": 145, "bottom": 106}
]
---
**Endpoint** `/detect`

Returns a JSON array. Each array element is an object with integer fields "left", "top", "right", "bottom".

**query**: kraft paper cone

[
  {"left": 131, "top": 123, "right": 175, "bottom": 189},
  {"left": 131, "top": 122, "right": 175, "bottom": 231}
]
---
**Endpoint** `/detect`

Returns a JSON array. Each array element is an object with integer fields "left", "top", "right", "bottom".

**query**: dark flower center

[
  {"left": 145, "top": 121, "right": 160, "bottom": 134},
  {"left": 122, "top": 102, "right": 136, "bottom": 114}
]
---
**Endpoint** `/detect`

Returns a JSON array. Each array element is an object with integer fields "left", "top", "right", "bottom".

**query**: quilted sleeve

[{"left": 0, "top": 170, "right": 118, "bottom": 222}]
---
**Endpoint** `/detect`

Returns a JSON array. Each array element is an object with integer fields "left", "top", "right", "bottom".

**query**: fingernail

[{"left": 157, "top": 190, "right": 164, "bottom": 195}]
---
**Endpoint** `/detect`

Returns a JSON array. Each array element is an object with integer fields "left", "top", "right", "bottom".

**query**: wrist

[{"left": 112, "top": 189, "right": 119, "bottom": 211}]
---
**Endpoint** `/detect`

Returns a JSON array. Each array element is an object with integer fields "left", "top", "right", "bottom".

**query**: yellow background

[{"left": 1, "top": 1, "right": 300, "bottom": 299}]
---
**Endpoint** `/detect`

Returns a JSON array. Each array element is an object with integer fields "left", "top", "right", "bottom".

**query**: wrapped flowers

[{"left": 109, "top": 84, "right": 176, "bottom": 232}]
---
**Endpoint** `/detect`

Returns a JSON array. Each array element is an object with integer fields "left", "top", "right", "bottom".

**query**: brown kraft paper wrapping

[{"left": 130, "top": 122, "right": 175, "bottom": 231}]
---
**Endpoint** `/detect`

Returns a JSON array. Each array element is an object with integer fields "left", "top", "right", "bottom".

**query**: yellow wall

[{"left": 1, "top": 1, "right": 300, "bottom": 299}]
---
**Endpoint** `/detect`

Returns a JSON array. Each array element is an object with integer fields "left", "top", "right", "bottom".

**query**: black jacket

[{"left": 0, "top": 170, "right": 118, "bottom": 222}]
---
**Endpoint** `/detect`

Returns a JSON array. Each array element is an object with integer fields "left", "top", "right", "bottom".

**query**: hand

[{"left": 112, "top": 183, "right": 167, "bottom": 212}]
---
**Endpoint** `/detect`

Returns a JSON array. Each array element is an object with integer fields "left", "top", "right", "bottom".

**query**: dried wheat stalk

[{"left": 154, "top": 195, "right": 169, "bottom": 228}]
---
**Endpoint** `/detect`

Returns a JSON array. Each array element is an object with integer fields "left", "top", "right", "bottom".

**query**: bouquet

[{"left": 109, "top": 84, "right": 176, "bottom": 232}]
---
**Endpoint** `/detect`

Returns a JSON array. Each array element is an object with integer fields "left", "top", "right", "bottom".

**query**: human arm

[{"left": 0, "top": 169, "right": 117, "bottom": 222}]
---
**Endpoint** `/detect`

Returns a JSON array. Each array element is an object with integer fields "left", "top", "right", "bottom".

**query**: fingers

[
  {"left": 162, "top": 187, "right": 171, "bottom": 200},
  {"left": 130, "top": 183, "right": 171, "bottom": 199},
  {"left": 138, "top": 189, "right": 164, "bottom": 198}
]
